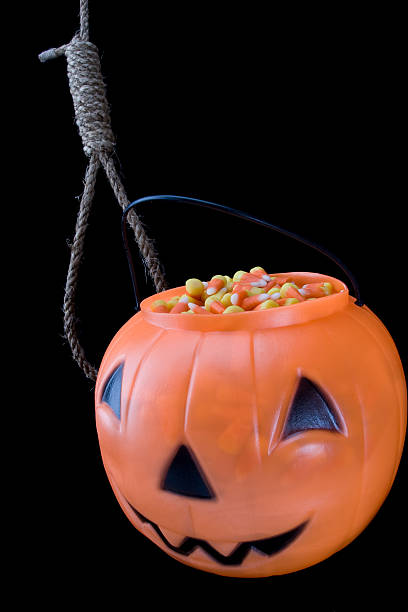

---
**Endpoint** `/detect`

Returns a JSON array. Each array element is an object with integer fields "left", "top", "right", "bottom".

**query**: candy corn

[
  {"left": 299, "top": 281, "right": 333, "bottom": 298},
  {"left": 241, "top": 293, "right": 270, "bottom": 310},
  {"left": 230, "top": 287, "right": 249, "bottom": 307},
  {"left": 151, "top": 300, "right": 170, "bottom": 313},
  {"left": 186, "top": 278, "right": 205, "bottom": 299}
]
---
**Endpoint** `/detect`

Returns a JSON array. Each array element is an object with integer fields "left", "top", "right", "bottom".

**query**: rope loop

[{"left": 38, "top": 0, "right": 167, "bottom": 381}]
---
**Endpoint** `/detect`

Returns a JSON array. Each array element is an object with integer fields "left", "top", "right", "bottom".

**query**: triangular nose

[{"left": 161, "top": 445, "right": 215, "bottom": 499}]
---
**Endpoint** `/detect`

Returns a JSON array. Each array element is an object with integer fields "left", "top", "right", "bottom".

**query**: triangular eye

[
  {"left": 282, "top": 377, "right": 342, "bottom": 439},
  {"left": 161, "top": 445, "right": 216, "bottom": 499},
  {"left": 101, "top": 363, "right": 124, "bottom": 419}
]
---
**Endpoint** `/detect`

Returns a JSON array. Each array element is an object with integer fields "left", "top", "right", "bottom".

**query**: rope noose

[{"left": 39, "top": 0, "right": 167, "bottom": 382}]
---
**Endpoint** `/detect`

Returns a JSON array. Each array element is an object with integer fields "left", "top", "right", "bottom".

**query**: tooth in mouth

[{"left": 127, "top": 501, "right": 308, "bottom": 566}]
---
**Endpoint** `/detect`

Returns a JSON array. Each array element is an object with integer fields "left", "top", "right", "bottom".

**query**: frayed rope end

[{"left": 38, "top": 45, "right": 67, "bottom": 63}]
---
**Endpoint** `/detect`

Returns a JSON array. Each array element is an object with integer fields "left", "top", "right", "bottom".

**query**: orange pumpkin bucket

[{"left": 95, "top": 196, "right": 406, "bottom": 578}]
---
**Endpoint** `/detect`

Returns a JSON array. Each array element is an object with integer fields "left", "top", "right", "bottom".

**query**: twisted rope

[{"left": 39, "top": 0, "right": 167, "bottom": 381}]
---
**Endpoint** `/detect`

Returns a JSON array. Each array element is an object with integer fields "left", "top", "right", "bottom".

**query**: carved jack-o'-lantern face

[{"left": 95, "top": 273, "right": 406, "bottom": 577}]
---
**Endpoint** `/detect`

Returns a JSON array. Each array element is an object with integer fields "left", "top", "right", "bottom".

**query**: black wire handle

[{"left": 122, "top": 195, "right": 364, "bottom": 312}]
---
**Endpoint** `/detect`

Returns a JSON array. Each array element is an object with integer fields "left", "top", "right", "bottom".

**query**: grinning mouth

[{"left": 127, "top": 501, "right": 308, "bottom": 566}]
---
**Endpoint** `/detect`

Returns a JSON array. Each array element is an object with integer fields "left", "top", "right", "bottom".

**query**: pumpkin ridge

[
  {"left": 343, "top": 307, "right": 406, "bottom": 460},
  {"left": 123, "top": 327, "right": 166, "bottom": 428},
  {"left": 183, "top": 333, "right": 205, "bottom": 433}
]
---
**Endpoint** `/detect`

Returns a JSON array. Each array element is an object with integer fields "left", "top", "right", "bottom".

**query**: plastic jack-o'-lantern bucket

[{"left": 95, "top": 196, "right": 406, "bottom": 578}]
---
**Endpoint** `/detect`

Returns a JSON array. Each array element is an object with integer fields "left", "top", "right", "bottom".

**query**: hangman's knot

[
  {"left": 66, "top": 36, "right": 116, "bottom": 157},
  {"left": 39, "top": 35, "right": 116, "bottom": 157}
]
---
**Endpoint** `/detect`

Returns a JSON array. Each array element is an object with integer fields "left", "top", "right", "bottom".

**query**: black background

[{"left": 23, "top": 2, "right": 407, "bottom": 609}]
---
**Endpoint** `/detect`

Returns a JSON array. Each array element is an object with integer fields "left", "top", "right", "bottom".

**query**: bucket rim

[{"left": 141, "top": 272, "right": 351, "bottom": 331}]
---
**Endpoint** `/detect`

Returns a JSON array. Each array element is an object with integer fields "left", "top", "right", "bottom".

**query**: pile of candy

[{"left": 151, "top": 267, "right": 337, "bottom": 314}]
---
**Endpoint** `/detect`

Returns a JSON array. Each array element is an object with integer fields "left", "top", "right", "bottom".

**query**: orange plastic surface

[{"left": 95, "top": 272, "right": 407, "bottom": 577}]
